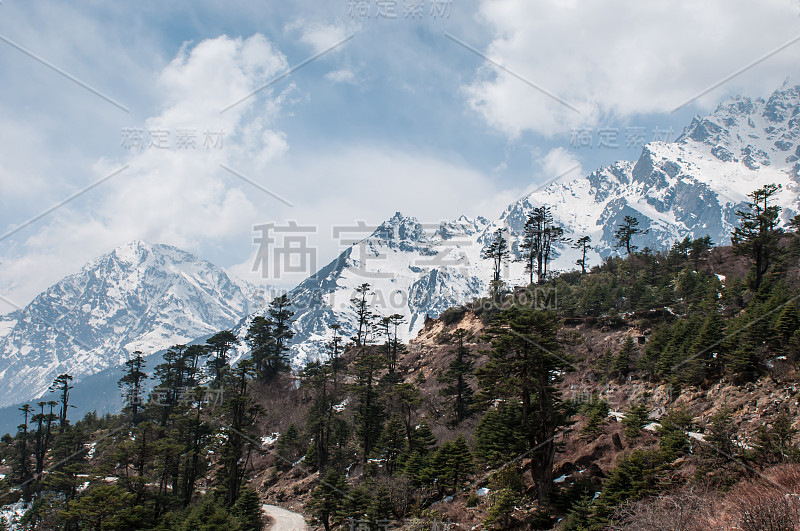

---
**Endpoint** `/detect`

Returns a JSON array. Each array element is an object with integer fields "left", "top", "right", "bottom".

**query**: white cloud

[
  {"left": 538, "top": 147, "right": 582, "bottom": 180},
  {"left": 326, "top": 67, "right": 357, "bottom": 84},
  {"left": 289, "top": 20, "right": 351, "bottom": 54},
  {"left": 1, "top": 29, "right": 520, "bottom": 310},
  {"left": 0, "top": 34, "right": 294, "bottom": 311},
  {"left": 465, "top": 0, "right": 800, "bottom": 137},
  {"left": 228, "top": 145, "right": 506, "bottom": 288}
]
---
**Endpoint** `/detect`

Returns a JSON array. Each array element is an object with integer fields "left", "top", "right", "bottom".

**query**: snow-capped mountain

[
  {"left": 230, "top": 213, "right": 517, "bottom": 368},
  {"left": 4, "top": 83, "right": 800, "bottom": 406},
  {"left": 0, "top": 241, "right": 260, "bottom": 408},
  {"left": 505, "top": 82, "right": 800, "bottom": 267},
  {"left": 231, "top": 83, "right": 800, "bottom": 369}
]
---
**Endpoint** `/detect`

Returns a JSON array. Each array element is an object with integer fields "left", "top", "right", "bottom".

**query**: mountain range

[
  {"left": 2, "top": 82, "right": 800, "bottom": 422},
  {"left": 0, "top": 241, "right": 261, "bottom": 408}
]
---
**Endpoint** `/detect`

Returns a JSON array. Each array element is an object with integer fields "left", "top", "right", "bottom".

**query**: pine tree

[
  {"left": 49, "top": 373, "right": 74, "bottom": 432},
  {"left": 180, "top": 386, "right": 213, "bottom": 507},
  {"left": 277, "top": 423, "right": 302, "bottom": 465},
  {"left": 181, "top": 344, "right": 205, "bottom": 388},
  {"left": 560, "top": 493, "right": 594, "bottom": 531},
  {"left": 301, "top": 360, "right": 338, "bottom": 472},
  {"left": 382, "top": 314, "right": 405, "bottom": 373},
  {"left": 327, "top": 324, "right": 345, "bottom": 388},
  {"left": 375, "top": 417, "right": 406, "bottom": 475},
  {"left": 485, "top": 466, "right": 525, "bottom": 529},
  {"left": 520, "top": 207, "right": 569, "bottom": 285},
  {"left": 438, "top": 329, "right": 475, "bottom": 425},
  {"left": 474, "top": 404, "right": 528, "bottom": 466},
  {"left": 597, "top": 348, "right": 614, "bottom": 381},
  {"left": 245, "top": 315, "right": 272, "bottom": 379},
  {"left": 774, "top": 301, "right": 800, "bottom": 345},
  {"left": 343, "top": 484, "right": 372, "bottom": 523},
  {"left": 178, "top": 497, "right": 241, "bottom": 530},
  {"left": 15, "top": 404, "right": 33, "bottom": 498},
  {"left": 31, "top": 400, "right": 57, "bottom": 486},
  {"left": 683, "top": 299, "right": 725, "bottom": 384},
  {"left": 614, "top": 215, "right": 648, "bottom": 255},
  {"left": 218, "top": 359, "right": 261, "bottom": 506},
  {"left": 573, "top": 235, "right": 592, "bottom": 275},
  {"left": 613, "top": 336, "right": 636, "bottom": 380},
  {"left": 351, "top": 283, "right": 373, "bottom": 347},
  {"left": 753, "top": 411, "right": 798, "bottom": 465},
  {"left": 403, "top": 450, "right": 435, "bottom": 486},
  {"left": 521, "top": 212, "right": 543, "bottom": 285},
  {"left": 153, "top": 345, "right": 187, "bottom": 424},
  {"left": 622, "top": 403, "right": 650, "bottom": 439},
  {"left": 638, "top": 324, "right": 670, "bottom": 381},
  {"left": 233, "top": 487, "right": 264, "bottom": 531},
  {"left": 697, "top": 407, "right": 741, "bottom": 488},
  {"left": 118, "top": 352, "right": 148, "bottom": 422},
  {"left": 367, "top": 484, "right": 393, "bottom": 524},
  {"left": 689, "top": 235, "right": 713, "bottom": 270},
  {"left": 408, "top": 422, "right": 437, "bottom": 456},
  {"left": 60, "top": 484, "right": 145, "bottom": 530},
  {"left": 434, "top": 435, "right": 474, "bottom": 490},
  {"left": 732, "top": 184, "right": 783, "bottom": 290},
  {"left": 656, "top": 319, "right": 700, "bottom": 379},
  {"left": 593, "top": 449, "right": 669, "bottom": 520},
  {"left": 388, "top": 382, "right": 422, "bottom": 448},
  {"left": 351, "top": 348, "right": 386, "bottom": 462},
  {"left": 477, "top": 307, "right": 572, "bottom": 503},
  {"left": 266, "top": 294, "right": 294, "bottom": 378},
  {"left": 657, "top": 407, "right": 692, "bottom": 460},
  {"left": 482, "top": 229, "right": 510, "bottom": 298},
  {"left": 579, "top": 397, "right": 609, "bottom": 438},
  {"left": 42, "top": 422, "right": 89, "bottom": 507},
  {"left": 205, "top": 330, "right": 239, "bottom": 386},
  {"left": 308, "top": 470, "right": 348, "bottom": 531}
]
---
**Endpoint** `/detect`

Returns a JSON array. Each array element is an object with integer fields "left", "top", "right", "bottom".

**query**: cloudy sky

[{"left": 1, "top": 0, "right": 799, "bottom": 312}]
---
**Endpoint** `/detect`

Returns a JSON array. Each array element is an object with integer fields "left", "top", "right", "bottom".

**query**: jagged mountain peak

[
  {"left": 765, "top": 83, "right": 800, "bottom": 123},
  {"left": 105, "top": 240, "right": 193, "bottom": 267},
  {"left": 5, "top": 81, "right": 800, "bottom": 420},
  {"left": 0, "top": 242, "right": 259, "bottom": 408},
  {"left": 372, "top": 212, "right": 425, "bottom": 242},
  {"left": 504, "top": 82, "right": 800, "bottom": 265},
  {"left": 675, "top": 83, "right": 800, "bottom": 170},
  {"left": 434, "top": 215, "right": 490, "bottom": 242}
]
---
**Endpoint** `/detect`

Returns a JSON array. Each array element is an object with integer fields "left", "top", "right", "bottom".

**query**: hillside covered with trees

[{"left": 2, "top": 184, "right": 800, "bottom": 529}]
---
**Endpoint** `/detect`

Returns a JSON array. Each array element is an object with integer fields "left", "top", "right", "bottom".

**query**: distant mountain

[
  {"left": 231, "top": 82, "right": 800, "bottom": 369},
  {"left": 505, "top": 81, "right": 800, "bottom": 264},
  {"left": 4, "top": 82, "right": 800, "bottom": 411},
  {"left": 229, "top": 213, "right": 513, "bottom": 369},
  {"left": 0, "top": 241, "right": 260, "bottom": 408}
]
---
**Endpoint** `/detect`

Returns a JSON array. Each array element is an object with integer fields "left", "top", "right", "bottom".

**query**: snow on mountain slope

[
  {"left": 0, "top": 241, "right": 260, "bottom": 408},
  {"left": 230, "top": 213, "right": 528, "bottom": 369},
  {"left": 500, "top": 82, "right": 800, "bottom": 270},
  {"left": 229, "top": 83, "right": 800, "bottom": 370},
  {"left": 5, "top": 83, "right": 800, "bottom": 392}
]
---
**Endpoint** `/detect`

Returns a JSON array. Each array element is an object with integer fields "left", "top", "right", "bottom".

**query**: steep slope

[
  {"left": 0, "top": 241, "right": 259, "bottom": 407},
  {"left": 227, "top": 83, "right": 800, "bottom": 369},
  {"left": 233, "top": 83, "right": 800, "bottom": 369},
  {"left": 6, "top": 83, "right": 800, "bottom": 395}
]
